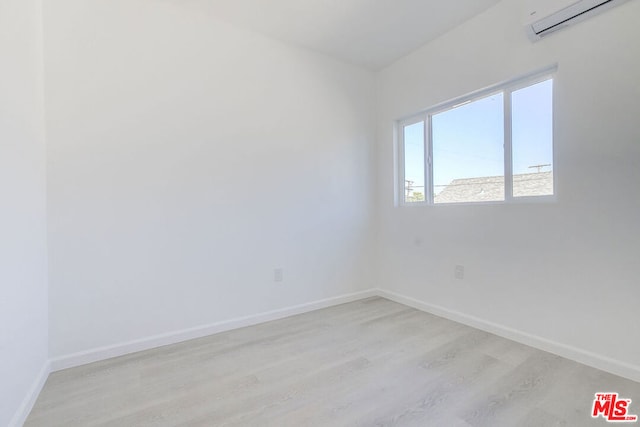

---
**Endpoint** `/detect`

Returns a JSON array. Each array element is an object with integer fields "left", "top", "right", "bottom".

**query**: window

[
  {"left": 403, "top": 121, "right": 426, "bottom": 202},
  {"left": 399, "top": 67, "right": 555, "bottom": 205}
]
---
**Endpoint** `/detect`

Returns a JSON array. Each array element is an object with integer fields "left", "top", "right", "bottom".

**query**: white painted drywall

[
  {"left": 44, "top": 0, "right": 376, "bottom": 358},
  {"left": 376, "top": 0, "right": 640, "bottom": 371},
  {"left": 0, "top": 0, "right": 49, "bottom": 425}
]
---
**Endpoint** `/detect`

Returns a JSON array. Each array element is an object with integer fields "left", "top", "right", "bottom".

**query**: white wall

[
  {"left": 376, "top": 0, "right": 640, "bottom": 377},
  {"left": 44, "top": 0, "right": 375, "bottom": 359},
  {"left": 0, "top": 0, "right": 49, "bottom": 425}
]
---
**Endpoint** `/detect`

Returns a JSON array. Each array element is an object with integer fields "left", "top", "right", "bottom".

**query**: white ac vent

[{"left": 525, "top": 0, "right": 631, "bottom": 42}]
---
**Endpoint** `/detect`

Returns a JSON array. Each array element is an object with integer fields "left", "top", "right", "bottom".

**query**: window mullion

[
  {"left": 427, "top": 115, "right": 434, "bottom": 205},
  {"left": 504, "top": 90, "right": 513, "bottom": 202},
  {"left": 398, "top": 122, "right": 405, "bottom": 205}
]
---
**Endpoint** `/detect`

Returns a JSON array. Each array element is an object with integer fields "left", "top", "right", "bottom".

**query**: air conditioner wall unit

[{"left": 525, "top": 0, "right": 631, "bottom": 42}]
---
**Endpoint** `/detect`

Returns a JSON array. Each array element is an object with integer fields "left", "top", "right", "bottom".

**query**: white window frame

[{"left": 397, "top": 65, "right": 557, "bottom": 207}]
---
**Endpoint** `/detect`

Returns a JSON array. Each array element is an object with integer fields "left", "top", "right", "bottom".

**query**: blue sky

[{"left": 404, "top": 79, "right": 553, "bottom": 196}]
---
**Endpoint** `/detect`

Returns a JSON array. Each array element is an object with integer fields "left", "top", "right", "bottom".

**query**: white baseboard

[
  {"left": 9, "top": 360, "right": 50, "bottom": 427},
  {"left": 50, "top": 289, "right": 377, "bottom": 372},
  {"left": 377, "top": 289, "right": 640, "bottom": 383},
  {"left": 25, "top": 287, "right": 640, "bottom": 423}
]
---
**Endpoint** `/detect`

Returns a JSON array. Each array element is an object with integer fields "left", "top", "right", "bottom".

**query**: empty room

[{"left": 2, "top": 0, "right": 640, "bottom": 425}]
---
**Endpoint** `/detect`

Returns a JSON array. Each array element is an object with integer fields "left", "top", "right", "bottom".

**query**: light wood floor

[{"left": 26, "top": 297, "right": 640, "bottom": 426}]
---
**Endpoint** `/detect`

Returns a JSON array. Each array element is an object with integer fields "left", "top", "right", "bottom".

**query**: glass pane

[
  {"left": 403, "top": 121, "right": 425, "bottom": 203},
  {"left": 432, "top": 93, "right": 504, "bottom": 204},
  {"left": 512, "top": 79, "right": 554, "bottom": 197}
]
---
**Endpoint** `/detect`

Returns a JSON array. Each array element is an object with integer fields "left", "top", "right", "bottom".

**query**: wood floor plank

[{"left": 25, "top": 297, "right": 640, "bottom": 426}]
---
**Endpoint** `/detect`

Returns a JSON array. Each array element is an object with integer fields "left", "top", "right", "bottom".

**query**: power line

[{"left": 528, "top": 164, "right": 551, "bottom": 172}]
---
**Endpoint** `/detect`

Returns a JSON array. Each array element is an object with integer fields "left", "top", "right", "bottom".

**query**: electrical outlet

[
  {"left": 274, "top": 268, "right": 283, "bottom": 282},
  {"left": 455, "top": 265, "right": 464, "bottom": 280}
]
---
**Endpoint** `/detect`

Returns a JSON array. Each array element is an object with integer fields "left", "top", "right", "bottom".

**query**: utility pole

[{"left": 405, "top": 179, "right": 414, "bottom": 200}]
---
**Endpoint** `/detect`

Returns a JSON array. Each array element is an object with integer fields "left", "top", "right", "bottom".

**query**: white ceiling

[{"left": 186, "top": 0, "right": 500, "bottom": 70}]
